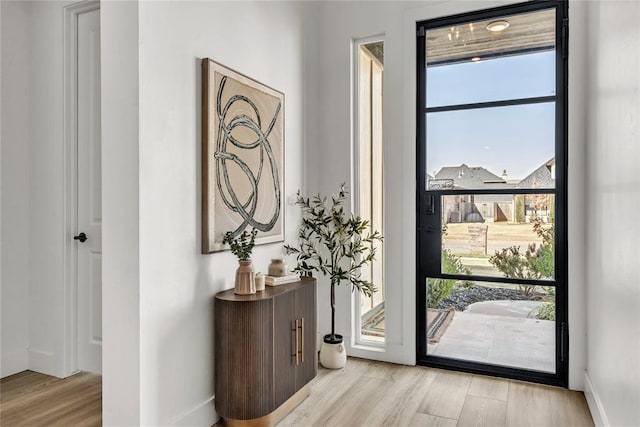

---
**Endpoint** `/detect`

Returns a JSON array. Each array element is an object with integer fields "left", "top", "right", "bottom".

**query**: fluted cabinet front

[
  {"left": 215, "top": 297, "right": 274, "bottom": 419},
  {"left": 214, "top": 279, "right": 317, "bottom": 423}
]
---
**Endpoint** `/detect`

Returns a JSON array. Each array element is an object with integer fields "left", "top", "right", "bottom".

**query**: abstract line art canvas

[{"left": 202, "top": 58, "right": 284, "bottom": 253}]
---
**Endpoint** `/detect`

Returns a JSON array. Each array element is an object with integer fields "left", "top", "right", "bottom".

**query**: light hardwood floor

[
  {"left": 0, "top": 361, "right": 594, "bottom": 427},
  {"left": 280, "top": 357, "right": 594, "bottom": 427},
  {"left": 0, "top": 370, "right": 101, "bottom": 426}
]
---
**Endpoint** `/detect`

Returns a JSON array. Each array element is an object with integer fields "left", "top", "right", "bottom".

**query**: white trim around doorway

[{"left": 62, "top": 0, "right": 100, "bottom": 378}]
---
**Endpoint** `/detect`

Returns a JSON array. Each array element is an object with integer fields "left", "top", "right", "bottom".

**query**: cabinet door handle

[
  {"left": 292, "top": 319, "right": 299, "bottom": 365},
  {"left": 298, "top": 317, "right": 304, "bottom": 363}
]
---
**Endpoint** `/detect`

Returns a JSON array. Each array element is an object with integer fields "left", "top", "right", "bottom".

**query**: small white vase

[{"left": 319, "top": 336, "right": 347, "bottom": 369}]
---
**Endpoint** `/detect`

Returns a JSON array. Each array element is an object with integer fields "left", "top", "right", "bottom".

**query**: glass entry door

[{"left": 416, "top": 1, "right": 568, "bottom": 386}]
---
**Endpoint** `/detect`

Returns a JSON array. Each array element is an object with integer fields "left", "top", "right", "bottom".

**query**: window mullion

[{"left": 425, "top": 95, "right": 557, "bottom": 113}]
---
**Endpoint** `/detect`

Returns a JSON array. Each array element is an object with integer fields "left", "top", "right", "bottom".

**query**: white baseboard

[
  {"left": 170, "top": 395, "right": 218, "bottom": 426},
  {"left": 1, "top": 348, "right": 28, "bottom": 378},
  {"left": 584, "top": 371, "right": 610, "bottom": 427},
  {"left": 28, "top": 348, "right": 59, "bottom": 377}
]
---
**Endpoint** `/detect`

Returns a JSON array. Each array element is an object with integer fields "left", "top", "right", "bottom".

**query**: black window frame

[{"left": 416, "top": 0, "right": 569, "bottom": 387}]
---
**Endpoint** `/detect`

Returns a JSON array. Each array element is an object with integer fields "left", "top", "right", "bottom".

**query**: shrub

[
  {"left": 533, "top": 287, "right": 556, "bottom": 320},
  {"left": 428, "top": 247, "right": 471, "bottom": 308},
  {"left": 489, "top": 217, "right": 554, "bottom": 297}
]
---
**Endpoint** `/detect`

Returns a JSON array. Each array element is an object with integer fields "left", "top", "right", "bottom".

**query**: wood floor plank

[
  {"left": 506, "top": 380, "right": 552, "bottom": 427},
  {"left": 457, "top": 395, "right": 507, "bottom": 427},
  {"left": 0, "top": 371, "right": 62, "bottom": 401},
  {"left": 409, "top": 412, "right": 458, "bottom": 427},
  {"left": 361, "top": 360, "right": 397, "bottom": 380},
  {"left": 0, "top": 371, "right": 101, "bottom": 427},
  {"left": 417, "top": 369, "right": 472, "bottom": 419},
  {"left": 286, "top": 360, "right": 592, "bottom": 427},
  {"left": 313, "top": 375, "right": 391, "bottom": 426},
  {"left": 549, "top": 387, "right": 595, "bottom": 427},
  {"left": 3, "top": 360, "right": 595, "bottom": 427},
  {"left": 361, "top": 365, "right": 437, "bottom": 426},
  {"left": 467, "top": 375, "right": 510, "bottom": 401},
  {"left": 278, "top": 358, "right": 371, "bottom": 426}
]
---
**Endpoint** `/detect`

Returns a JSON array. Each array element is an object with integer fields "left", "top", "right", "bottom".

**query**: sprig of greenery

[
  {"left": 284, "top": 184, "right": 383, "bottom": 297},
  {"left": 223, "top": 228, "right": 258, "bottom": 261}
]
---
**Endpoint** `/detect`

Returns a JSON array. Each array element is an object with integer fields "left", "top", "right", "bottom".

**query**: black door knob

[{"left": 73, "top": 232, "right": 88, "bottom": 243}]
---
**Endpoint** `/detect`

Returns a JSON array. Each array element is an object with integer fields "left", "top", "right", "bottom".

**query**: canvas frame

[{"left": 202, "top": 58, "right": 285, "bottom": 253}]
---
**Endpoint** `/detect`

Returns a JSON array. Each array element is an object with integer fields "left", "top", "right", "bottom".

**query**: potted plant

[
  {"left": 223, "top": 228, "right": 258, "bottom": 295},
  {"left": 285, "top": 184, "right": 382, "bottom": 369}
]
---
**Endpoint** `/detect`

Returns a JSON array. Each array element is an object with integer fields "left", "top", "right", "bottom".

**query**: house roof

[
  {"left": 432, "top": 164, "right": 515, "bottom": 190},
  {"left": 516, "top": 158, "right": 555, "bottom": 189}
]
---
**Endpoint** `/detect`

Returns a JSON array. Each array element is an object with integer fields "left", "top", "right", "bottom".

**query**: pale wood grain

[
  {"left": 417, "top": 369, "right": 472, "bottom": 419},
  {"left": 457, "top": 395, "right": 507, "bottom": 427},
  {"left": 549, "top": 387, "right": 595, "bottom": 427},
  {"left": 426, "top": 9, "right": 555, "bottom": 64},
  {"left": 0, "top": 371, "right": 101, "bottom": 427},
  {"left": 0, "top": 360, "right": 593, "bottom": 427},
  {"left": 0, "top": 371, "right": 60, "bottom": 401},
  {"left": 280, "top": 359, "right": 593, "bottom": 427},
  {"left": 409, "top": 412, "right": 458, "bottom": 427},
  {"left": 361, "top": 365, "right": 437, "bottom": 426},
  {"left": 278, "top": 358, "right": 370, "bottom": 426},
  {"left": 506, "top": 380, "right": 552, "bottom": 426},
  {"left": 467, "top": 375, "right": 510, "bottom": 401},
  {"left": 314, "top": 375, "right": 391, "bottom": 426}
]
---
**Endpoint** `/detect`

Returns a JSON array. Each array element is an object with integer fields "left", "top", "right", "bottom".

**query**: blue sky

[{"left": 426, "top": 50, "right": 556, "bottom": 181}]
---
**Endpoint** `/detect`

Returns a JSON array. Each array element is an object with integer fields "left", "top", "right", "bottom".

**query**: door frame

[
  {"left": 62, "top": 0, "right": 100, "bottom": 377},
  {"left": 415, "top": 0, "right": 569, "bottom": 387}
]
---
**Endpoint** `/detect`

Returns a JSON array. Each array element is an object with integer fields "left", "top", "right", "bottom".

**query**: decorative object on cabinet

[
  {"left": 255, "top": 273, "right": 265, "bottom": 292},
  {"left": 201, "top": 58, "right": 285, "bottom": 254},
  {"left": 285, "top": 184, "right": 383, "bottom": 369},
  {"left": 223, "top": 228, "right": 257, "bottom": 295},
  {"left": 265, "top": 273, "right": 300, "bottom": 287},
  {"left": 215, "top": 279, "right": 317, "bottom": 426},
  {"left": 268, "top": 258, "right": 288, "bottom": 277}
]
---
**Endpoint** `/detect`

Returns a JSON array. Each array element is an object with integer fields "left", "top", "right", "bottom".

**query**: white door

[{"left": 76, "top": 8, "right": 101, "bottom": 374}]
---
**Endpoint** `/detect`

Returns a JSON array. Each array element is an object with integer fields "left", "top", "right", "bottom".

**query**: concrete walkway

[
  {"left": 464, "top": 300, "right": 545, "bottom": 318},
  {"left": 427, "top": 301, "right": 555, "bottom": 373}
]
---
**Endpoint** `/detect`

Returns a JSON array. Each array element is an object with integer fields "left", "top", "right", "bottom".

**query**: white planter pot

[{"left": 319, "top": 336, "right": 347, "bottom": 369}]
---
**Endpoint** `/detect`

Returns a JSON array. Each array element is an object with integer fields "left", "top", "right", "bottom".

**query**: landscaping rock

[{"left": 436, "top": 286, "right": 545, "bottom": 312}]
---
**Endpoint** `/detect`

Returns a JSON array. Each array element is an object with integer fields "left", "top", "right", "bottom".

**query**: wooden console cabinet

[{"left": 215, "top": 278, "right": 317, "bottom": 426}]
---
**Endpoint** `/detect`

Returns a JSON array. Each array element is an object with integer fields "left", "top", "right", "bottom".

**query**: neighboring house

[
  {"left": 517, "top": 158, "right": 555, "bottom": 221},
  {"left": 431, "top": 163, "right": 515, "bottom": 223},
  {"left": 432, "top": 160, "right": 555, "bottom": 223},
  {"left": 516, "top": 157, "right": 556, "bottom": 189}
]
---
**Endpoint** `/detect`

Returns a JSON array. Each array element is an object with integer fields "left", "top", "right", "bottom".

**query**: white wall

[
  {"left": 0, "top": 0, "right": 77, "bottom": 379},
  {"left": 584, "top": 2, "right": 640, "bottom": 426},
  {"left": 26, "top": 0, "right": 75, "bottom": 377},
  {"left": 101, "top": 1, "right": 141, "bottom": 425},
  {"left": 0, "top": 0, "right": 30, "bottom": 378},
  {"left": 136, "top": 2, "right": 309, "bottom": 424}
]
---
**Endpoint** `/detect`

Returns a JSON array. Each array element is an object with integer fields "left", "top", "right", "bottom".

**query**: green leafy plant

[
  {"left": 428, "top": 225, "right": 471, "bottom": 308},
  {"left": 530, "top": 218, "right": 554, "bottom": 277},
  {"left": 532, "top": 286, "right": 556, "bottom": 320},
  {"left": 284, "top": 184, "right": 383, "bottom": 343},
  {"left": 222, "top": 228, "right": 258, "bottom": 261},
  {"left": 489, "top": 217, "right": 554, "bottom": 297}
]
